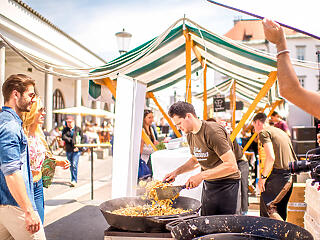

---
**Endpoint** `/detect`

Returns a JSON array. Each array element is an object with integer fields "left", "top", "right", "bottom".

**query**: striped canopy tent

[
  {"left": 90, "top": 18, "right": 280, "bottom": 94},
  {"left": 89, "top": 17, "right": 315, "bottom": 142}
]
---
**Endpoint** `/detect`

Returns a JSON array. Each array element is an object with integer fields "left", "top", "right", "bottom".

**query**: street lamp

[{"left": 115, "top": 28, "right": 132, "bottom": 55}]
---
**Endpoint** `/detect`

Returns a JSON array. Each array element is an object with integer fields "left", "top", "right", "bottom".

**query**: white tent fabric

[{"left": 53, "top": 106, "right": 115, "bottom": 118}]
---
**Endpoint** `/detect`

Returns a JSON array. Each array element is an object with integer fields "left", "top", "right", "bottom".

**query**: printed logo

[{"left": 194, "top": 146, "right": 208, "bottom": 160}]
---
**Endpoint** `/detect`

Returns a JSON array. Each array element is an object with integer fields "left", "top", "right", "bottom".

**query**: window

[
  {"left": 316, "top": 46, "right": 320, "bottom": 62},
  {"left": 296, "top": 46, "right": 306, "bottom": 60},
  {"left": 53, "top": 89, "right": 65, "bottom": 127},
  {"left": 298, "top": 76, "right": 306, "bottom": 87}
]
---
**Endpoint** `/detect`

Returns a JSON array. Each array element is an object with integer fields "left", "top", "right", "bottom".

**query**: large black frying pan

[
  {"left": 166, "top": 215, "right": 314, "bottom": 240},
  {"left": 99, "top": 196, "right": 201, "bottom": 232}
]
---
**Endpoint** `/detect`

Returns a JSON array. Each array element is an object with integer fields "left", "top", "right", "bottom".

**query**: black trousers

[
  {"left": 201, "top": 179, "right": 240, "bottom": 216},
  {"left": 260, "top": 170, "right": 293, "bottom": 220}
]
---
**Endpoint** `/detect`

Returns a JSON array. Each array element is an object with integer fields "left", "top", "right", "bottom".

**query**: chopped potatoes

[{"left": 111, "top": 180, "right": 191, "bottom": 216}]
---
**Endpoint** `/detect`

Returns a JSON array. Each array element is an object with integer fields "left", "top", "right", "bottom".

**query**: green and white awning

[
  {"left": 195, "top": 78, "right": 280, "bottom": 108},
  {"left": 89, "top": 18, "right": 314, "bottom": 103}
]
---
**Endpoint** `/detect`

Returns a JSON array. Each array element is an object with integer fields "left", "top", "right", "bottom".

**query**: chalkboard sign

[{"left": 213, "top": 95, "right": 225, "bottom": 112}]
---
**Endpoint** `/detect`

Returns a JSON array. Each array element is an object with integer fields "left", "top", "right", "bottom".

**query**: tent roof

[
  {"left": 91, "top": 18, "right": 315, "bottom": 104},
  {"left": 195, "top": 78, "right": 280, "bottom": 108}
]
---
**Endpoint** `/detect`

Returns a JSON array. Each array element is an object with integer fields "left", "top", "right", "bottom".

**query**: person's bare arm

[
  {"left": 258, "top": 142, "right": 275, "bottom": 192},
  {"left": 163, "top": 156, "right": 199, "bottom": 183},
  {"left": 5, "top": 171, "right": 40, "bottom": 234},
  {"left": 263, "top": 18, "right": 320, "bottom": 119},
  {"left": 197, "top": 149, "right": 238, "bottom": 181}
]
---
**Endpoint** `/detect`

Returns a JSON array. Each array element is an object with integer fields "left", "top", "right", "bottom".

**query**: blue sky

[{"left": 23, "top": 0, "right": 248, "bottom": 61}]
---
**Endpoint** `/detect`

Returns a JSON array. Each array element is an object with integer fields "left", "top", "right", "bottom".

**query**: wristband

[
  {"left": 276, "top": 49, "right": 290, "bottom": 58},
  {"left": 261, "top": 174, "right": 268, "bottom": 179}
]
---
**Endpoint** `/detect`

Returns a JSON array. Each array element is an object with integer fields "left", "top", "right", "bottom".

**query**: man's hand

[
  {"left": 262, "top": 19, "right": 286, "bottom": 50},
  {"left": 25, "top": 210, "right": 40, "bottom": 234},
  {"left": 74, "top": 147, "right": 79, "bottom": 152},
  {"left": 258, "top": 178, "right": 267, "bottom": 193},
  {"left": 317, "top": 133, "right": 320, "bottom": 146},
  {"left": 163, "top": 171, "right": 178, "bottom": 183},
  {"left": 56, "top": 159, "right": 70, "bottom": 169},
  {"left": 185, "top": 173, "right": 203, "bottom": 189}
]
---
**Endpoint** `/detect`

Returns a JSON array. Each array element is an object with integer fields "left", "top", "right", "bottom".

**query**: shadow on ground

[
  {"left": 44, "top": 205, "right": 108, "bottom": 240},
  {"left": 45, "top": 199, "right": 77, "bottom": 206}
]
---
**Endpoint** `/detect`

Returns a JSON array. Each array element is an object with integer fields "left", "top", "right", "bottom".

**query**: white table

[{"left": 151, "top": 147, "right": 202, "bottom": 201}]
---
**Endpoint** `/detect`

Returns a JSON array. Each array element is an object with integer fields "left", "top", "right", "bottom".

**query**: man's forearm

[
  {"left": 5, "top": 171, "right": 34, "bottom": 213},
  {"left": 201, "top": 161, "right": 238, "bottom": 180},
  {"left": 262, "top": 156, "right": 275, "bottom": 177},
  {"left": 175, "top": 157, "right": 199, "bottom": 175}
]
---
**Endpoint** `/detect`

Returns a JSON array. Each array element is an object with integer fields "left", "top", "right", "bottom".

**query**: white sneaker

[{"left": 70, "top": 181, "right": 77, "bottom": 187}]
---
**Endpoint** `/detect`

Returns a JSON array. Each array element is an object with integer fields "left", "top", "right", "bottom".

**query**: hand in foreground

[
  {"left": 57, "top": 159, "right": 70, "bottom": 169},
  {"left": 317, "top": 133, "right": 320, "bottom": 146},
  {"left": 185, "top": 173, "right": 203, "bottom": 189},
  {"left": 258, "top": 178, "right": 266, "bottom": 193},
  {"left": 74, "top": 147, "right": 79, "bottom": 152},
  {"left": 25, "top": 210, "right": 40, "bottom": 234},
  {"left": 163, "top": 171, "right": 177, "bottom": 183},
  {"left": 262, "top": 18, "right": 286, "bottom": 48}
]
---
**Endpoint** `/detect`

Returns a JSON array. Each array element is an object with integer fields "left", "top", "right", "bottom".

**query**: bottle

[{"left": 76, "top": 132, "right": 81, "bottom": 145}]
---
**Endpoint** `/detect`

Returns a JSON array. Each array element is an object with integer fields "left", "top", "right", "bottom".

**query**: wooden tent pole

[
  {"left": 230, "top": 80, "right": 236, "bottom": 129},
  {"left": 147, "top": 92, "right": 182, "bottom": 138},
  {"left": 184, "top": 30, "right": 192, "bottom": 103},
  {"left": 242, "top": 100, "right": 282, "bottom": 152},
  {"left": 203, "top": 64, "right": 208, "bottom": 120},
  {"left": 230, "top": 71, "right": 277, "bottom": 141},
  {"left": 101, "top": 77, "right": 157, "bottom": 151}
]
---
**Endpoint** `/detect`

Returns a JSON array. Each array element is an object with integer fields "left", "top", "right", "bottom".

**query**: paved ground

[{"left": 43, "top": 152, "right": 113, "bottom": 240}]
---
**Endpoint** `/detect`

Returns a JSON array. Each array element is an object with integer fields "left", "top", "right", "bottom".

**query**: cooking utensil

[
  {"left": 99, "top": 196, "right": 201, "bottom": 232},
  {"left": 155, "top": 185, "right": 186, "bottom": 200},
  {"left": 166, "top": 215, "right": 314, "bottom": 240}
]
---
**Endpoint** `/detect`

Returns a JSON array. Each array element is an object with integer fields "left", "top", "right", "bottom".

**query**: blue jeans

[
  {"left": 66, "top": 151, "right": 81, "bottom": 182},
  {"left": 33, "top": 178, "right": 44, "bottom": 223}
]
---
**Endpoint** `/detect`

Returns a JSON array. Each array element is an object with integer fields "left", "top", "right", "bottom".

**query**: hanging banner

[{"left": 213, "top": 95, "right": 225, "bottom": 112}]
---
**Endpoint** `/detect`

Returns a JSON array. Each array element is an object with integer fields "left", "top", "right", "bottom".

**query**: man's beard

[{"left": 17, "top": 97, "right": 31, "bottom": 112}]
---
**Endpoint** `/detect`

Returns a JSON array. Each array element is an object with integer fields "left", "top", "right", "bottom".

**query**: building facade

[{"left": 0, "top": 0, "right": 107, "bottom": 130}]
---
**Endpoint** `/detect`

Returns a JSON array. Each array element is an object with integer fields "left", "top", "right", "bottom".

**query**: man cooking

[
  {"left": 252, "top": 112, "right": 296, "bottom": 220},
  {"left": 163, "top": 101, "right": 240, "bottom": 216}
]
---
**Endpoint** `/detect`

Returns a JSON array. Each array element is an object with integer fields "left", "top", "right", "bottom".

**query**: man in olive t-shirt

[
  {"left": 252, "top": 113, "right": 297, "bottom": 221},
  {"left": 163, "top": 102, "right": 240, "bottom": 216}
]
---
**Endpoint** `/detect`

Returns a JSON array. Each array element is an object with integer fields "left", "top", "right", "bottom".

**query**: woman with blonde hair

[{"left": 21, "top": 96, "right": 70, "bottom": 223}]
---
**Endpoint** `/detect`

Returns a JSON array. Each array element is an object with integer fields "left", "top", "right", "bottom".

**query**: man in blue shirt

[{"left": 0, "top": 74, "right": 46, "bottom": 239}]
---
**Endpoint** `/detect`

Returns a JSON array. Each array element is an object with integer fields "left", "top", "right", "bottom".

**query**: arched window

[{"left": 53, "top": 89, "right": 65, "bottom": 127}]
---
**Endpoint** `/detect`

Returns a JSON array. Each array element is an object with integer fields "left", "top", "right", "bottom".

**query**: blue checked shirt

[{"left": 0, "top": 106, "right": 36, "bottom": 209}]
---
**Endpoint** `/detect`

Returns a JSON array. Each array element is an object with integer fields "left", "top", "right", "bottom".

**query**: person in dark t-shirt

[
  {"left": 253, "top": 113, "right": 297, "bottom": 221},
  {"left": 163, "top": 101, "right": 240, "bottom": 216}
]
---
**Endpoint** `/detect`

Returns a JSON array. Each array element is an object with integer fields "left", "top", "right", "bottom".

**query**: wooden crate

[{"left": 287, "top": 183, "right": 306, "bottom": 227}]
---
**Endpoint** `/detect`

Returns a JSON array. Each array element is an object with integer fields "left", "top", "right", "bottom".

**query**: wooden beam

[
  {"left": 147, "top": 92, "right": 182, "bottom": 138},
  {"left": 242, "top": 99, "right": 283, "bottom": 152},
  {"left": 103, "top": 77, "right": 117, "bottom": 98},
  {"left": 142, "top": 129, "right": 157, "bottom": 151},
  {"left": 230, "top": 80, "right": 236, "bottom": 129},
  {"left": 230, "top": 71, "right": 277, "bottom": 141},
  {"left": 184, "top": 30, "right": 192, "bottom": 103},
  {"left": 191, "top": 41, "right": 204, "bottom": 67},
  {"left": 203, "top": 64, "right": 208, "bottom": 120}
]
